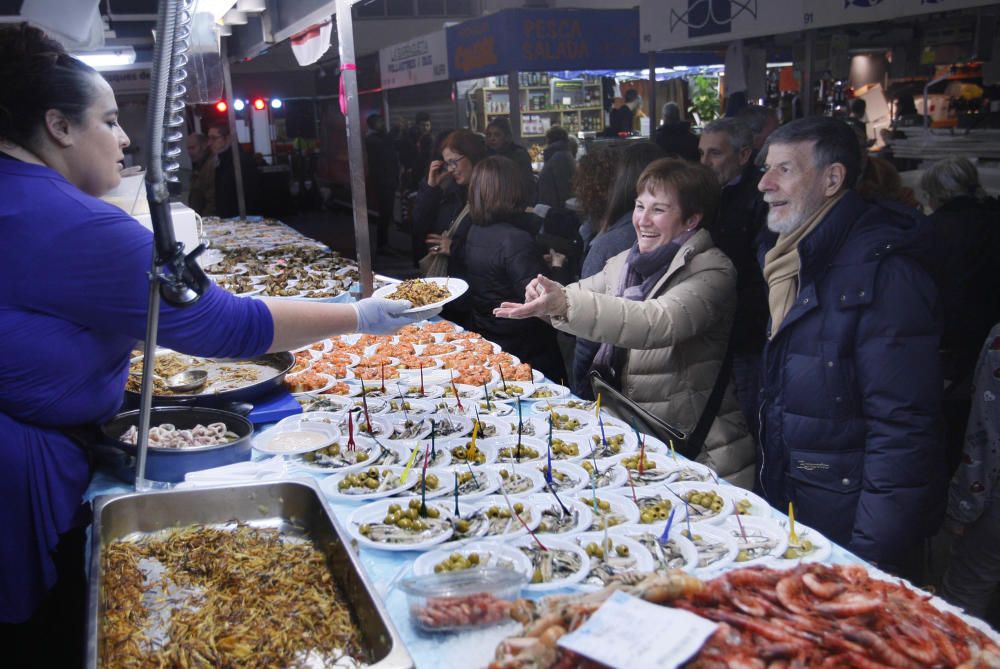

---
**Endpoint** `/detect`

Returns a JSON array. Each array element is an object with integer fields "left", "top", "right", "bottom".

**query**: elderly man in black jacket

[{"left": 699, "top": 118, "right": 770, "bottom": 439}]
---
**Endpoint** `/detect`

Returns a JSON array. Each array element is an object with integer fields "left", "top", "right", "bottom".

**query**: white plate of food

[
  {"left": 485, "top": 435, "right": 548, "bottom": 463},
  {"left": 451, "top": 466, "right": 502, "bottom": 500},
  {"left": 524, "top": 383, "right": 572, "bottom": 402},
  {"left": 482, "top": 381, "right": 536, "bottom": 403},
  {"left": 573, "top": 531, "right": 655, "bottom": 590},
  {"left": 532, "top": 460, "right": 590, "bottom": 494},
  {"left": 383, "top": 397, "right": 437, "bottom": 417},
  {"left": 630, "top": 487, "right": 678, "bottom": 527},
  {"left": 583, "top": 426, "right": 639, "bottom": 458},
  {"left": 461, "top": 496, "right": 543, "bottom": 540},
  {"left": 427, "top": 412, "right": 474, "bottom": 439},
  {"left": 681, "top": 523, "right": 739, "bottom": 574},
  {"left": 542, "top": 432, "right": 593, "bottom": 462},
  {"left": 252, "top": 421, "right": 340, "bottom": 456},
  {"left": 413, "top": 541, "right": 534, "bottom": 578},
  {"left": 610, "top": 524, "right": 699, "bottom": 573},
  {"left": 440, "top": 436, "right": 499, "bottom": 467},
  {"left": 490, "top": 463, "right": 546, "bottom": 496},
  {"left": 372, "top": 277, "right": 469, "bottom": 314},
  {"left": 346, "top": 498, "right": 457, "bottom": 552},
  {"left": 287, "top": 439, "right": 380, "bottom": 474},
  {"left": 772, "top": 517, "right": 833, "bottom": 564},
  {"left": 573, "top": 490, "right": 639, "bottom": 530},
  {"left": 665, "top": 482, "right": 738, "bottom": 525},
  {"left": 528, "top": 493, "right": 594, "bottom": 537},
  {"left": 511, "top": 535, "right": 591, "bottom": 592},
  {"left": 469, "top": 414, "right": 518, "bottom": 439},
  {"left": 320, "top": 465, "right": 418, "bottom": 502},
  {"left": 394, "top": 467, "right": 455, "bottom": 500},
  {"left": 529, "top": 398, "right": 598, "bottom": 414},
  {"left": 722, "top": 515, "right": 788, "bottom": 567},
  {"left": 578, "top": 458, "right": 629, "bottom": 490},
  {"left": 729, "top": 487, "right": 773, "bottom": 519},
  {"left": 283, "top": 372, "right": 338, "bottom": 396},
  {"left": 608, "top": 451, "right": 678, "bottom": 487},
  {"left": 377, "top": 440, "right": 453, "bottom": 469}
]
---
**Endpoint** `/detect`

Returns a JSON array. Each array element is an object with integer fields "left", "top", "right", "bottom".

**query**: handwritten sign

[
  {"left": 558, "top": 590, "right": 717, "bottom": 668},
  {"left": 379, "top": 31, "right": 449, "bottom": 90}
]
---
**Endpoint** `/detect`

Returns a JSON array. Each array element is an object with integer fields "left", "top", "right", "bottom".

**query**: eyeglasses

[{"left": 444, "top": 156, "right": 466, "bottom": 170}]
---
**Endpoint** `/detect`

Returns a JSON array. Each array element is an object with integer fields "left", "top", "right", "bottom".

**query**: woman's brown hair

[
  {"left": 468, "top": 156, "right": 529, "bottom": 226},
  {"left": 440, "top": 129, "right": 488, "bottom": 166},
  {"left": 635, "top": 158, "right": 720, "bottom": 229}
]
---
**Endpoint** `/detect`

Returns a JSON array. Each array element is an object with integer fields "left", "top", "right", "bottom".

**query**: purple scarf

[{"left": 589, "top": 232, "right": 693, "bottom": 387}]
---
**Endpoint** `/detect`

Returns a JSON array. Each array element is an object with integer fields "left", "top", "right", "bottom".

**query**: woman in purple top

[{"left": 0, "top": 25, "right": 427, "bottom": 662}]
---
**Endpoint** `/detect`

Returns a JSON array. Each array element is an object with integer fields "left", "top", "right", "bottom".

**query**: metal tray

[
  {"left": 86, "top": 479, "right": 413, "bottom": 669},
  {"left": 123, "top": 351, "right": 295, "bottom": 409}
]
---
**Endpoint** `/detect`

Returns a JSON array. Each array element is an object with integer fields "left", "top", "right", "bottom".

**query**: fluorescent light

[
  {"left": 73, "top": 47, "right": 136, "bottom": 69},
  {"left": 194, "top": 0, "right": 238, "bottom": 22},
  {"left": 237, "top": 0, "right": 266, "bottom": 13},
  {"left": 767, "top": 62, "right": 793, "bottom": 68},
  {"left": 223, "top": 9, "right": 247, "bottom": 25}
]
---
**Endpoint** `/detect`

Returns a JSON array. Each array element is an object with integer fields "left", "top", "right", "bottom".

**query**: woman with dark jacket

[
  {"left": 464, "top": 156, "right": 565, "bottom": 381},
  {"left": 411, "top": 129, "right": 487, "bottom": 278}
]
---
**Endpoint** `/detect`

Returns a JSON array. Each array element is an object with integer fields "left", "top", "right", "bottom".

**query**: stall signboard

[
  {"left": 447, "top": 8, "right": 644, "bottom": 81},
  {"left": 379, "top": 31, "right": 449, "bottom": 90},
  {"left": 640, "top": 0, "right": 999, "bottom": 52}
]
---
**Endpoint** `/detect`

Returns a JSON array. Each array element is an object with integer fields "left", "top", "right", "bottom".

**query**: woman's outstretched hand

[{"left": 494, "top": 274, "right": 567, "bottom": 320}]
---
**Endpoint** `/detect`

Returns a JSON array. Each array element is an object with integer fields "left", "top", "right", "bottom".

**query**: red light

[
  {"left": 253, "top": 98, "right": 266, "bottom": 111},
  {"left": 215, "top": 100, "right": 228, "bottom": 113}
]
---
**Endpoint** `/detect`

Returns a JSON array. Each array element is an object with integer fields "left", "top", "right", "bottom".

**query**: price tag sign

[{"left": 557, "top": 590, "right": 717, "bottom": 668}]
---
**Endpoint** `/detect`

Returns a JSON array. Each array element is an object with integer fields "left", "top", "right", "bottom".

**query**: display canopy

[
  {"left": 379, "top": 30, "right": 450, "bottom": 91},
  {"left": 639, "top": 0, "right": 999, "bottom": 53},
  {"left": 446, "top": 8, "right": 718, "bottom": 81}
]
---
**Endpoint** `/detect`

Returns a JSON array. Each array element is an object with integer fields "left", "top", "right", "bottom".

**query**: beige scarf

[
  {"left": 419, "top": 204, "right": 469, "bottom": 278},
  {"left": 762, "top": 192, "right": 846, "bottom": 336}
]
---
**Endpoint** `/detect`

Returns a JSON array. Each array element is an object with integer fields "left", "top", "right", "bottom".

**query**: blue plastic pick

[
  {"left": 430, "top": 419, "right": 436, "bottom": 459},
  {"left": 465, "top": 461, "right": 479, "bottom": 487},
  {"left": 660, "top": 508, "right": 676, "bottom": 545},
  {"left": 482, "top": 379, "right": 492, "bottom": 410},
  {"left": 598, "top": 414, "right": 608, "bottom": 448},
  {"left": 453, "top": 475, "right": 460, "bottom": 517},
  {"left": 546, "top": 413, "right": 554, "bottom": 484}
]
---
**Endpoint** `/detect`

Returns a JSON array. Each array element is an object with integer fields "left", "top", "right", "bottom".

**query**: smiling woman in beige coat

[{"left": 496, "top": 158, "right": 755, "bottom": 488}]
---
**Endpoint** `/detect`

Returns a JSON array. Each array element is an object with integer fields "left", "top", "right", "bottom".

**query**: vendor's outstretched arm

[{"left": 263, "top": 297, "right": 434, "bottom": 352}]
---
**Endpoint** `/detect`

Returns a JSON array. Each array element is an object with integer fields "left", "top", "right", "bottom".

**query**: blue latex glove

[{"left": 352, "top": 297, "right": 439, "bottom": 334}]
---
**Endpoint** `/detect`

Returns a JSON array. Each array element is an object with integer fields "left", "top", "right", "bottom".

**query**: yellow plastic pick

[
  {"left": 788, "top": 501, "right": 799, "bottom": 544},
  {"left": 399, "top": 443, "right": 421, "bottom": 484},
  {"left": 595, "top": 393, "right": 601, "bottom": 418},
  {"left": 669, "top": 439, "right": 677, "bottom": 461},
  {"left": 466, "top": 421, "right": 479, "bottom": 461}
]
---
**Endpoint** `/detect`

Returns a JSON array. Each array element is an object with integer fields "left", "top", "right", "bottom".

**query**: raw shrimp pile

[{"left": 120, "top": 422, "right": 237, "bottom": 449}]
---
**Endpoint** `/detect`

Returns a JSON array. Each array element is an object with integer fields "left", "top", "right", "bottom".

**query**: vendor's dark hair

[
  {"left": 637, "top": 158, "right": 720, "bottom": 229},
  {"left": 545, "top": 126, "right": 569, "bottom": 145},
  {"left": 599, "top": 140, "right": 664, "bottom": 233},
  {"left": 441, "top": 129, "right": 487, "bottom": 166},
  {"left": 761, "top": 116, "right": 861, "bottom": 193},
  {"left": 469, "top": 156, "right": 529, "bottom": 226},
  {"left": 366, "top": 113, "right": 382, "bottom": 130},
  {"left": 0, "top": 24, "right": 100, "bottom": 148}
]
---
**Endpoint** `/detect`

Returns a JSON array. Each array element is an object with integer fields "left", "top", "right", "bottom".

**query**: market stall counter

[{"left": 84, "top": 219, "right": 1000, "bottom": 668}]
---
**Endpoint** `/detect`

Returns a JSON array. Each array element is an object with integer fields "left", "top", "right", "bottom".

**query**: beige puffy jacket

[{"left": 552, "top": 229, "right": 756, "bottom": 488}]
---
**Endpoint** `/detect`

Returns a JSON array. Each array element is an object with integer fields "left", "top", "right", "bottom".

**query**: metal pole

[
  {"left": 337, "top": 0, "right": 374, "bottom": 297},
  {"left": 509, "top": 69, "right": 522, "bottom": 146},
  {"left": 221, "top": 39, "right": 248, "bottom": 218},
  {"left": 647, "top": 52, "right": 657, "bottom": 139},
  {"left": 801, "top": 30, "right": 814, "bottom": 118}
]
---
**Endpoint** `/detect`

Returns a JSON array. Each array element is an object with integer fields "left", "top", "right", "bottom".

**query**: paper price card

[{"left": 557, "top": 590, "right": 717, "bottom": 669}]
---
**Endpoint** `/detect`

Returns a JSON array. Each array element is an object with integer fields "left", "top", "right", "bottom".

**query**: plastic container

[{"left": 399, "top": 568, "right": 526, "bottom": 632}]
